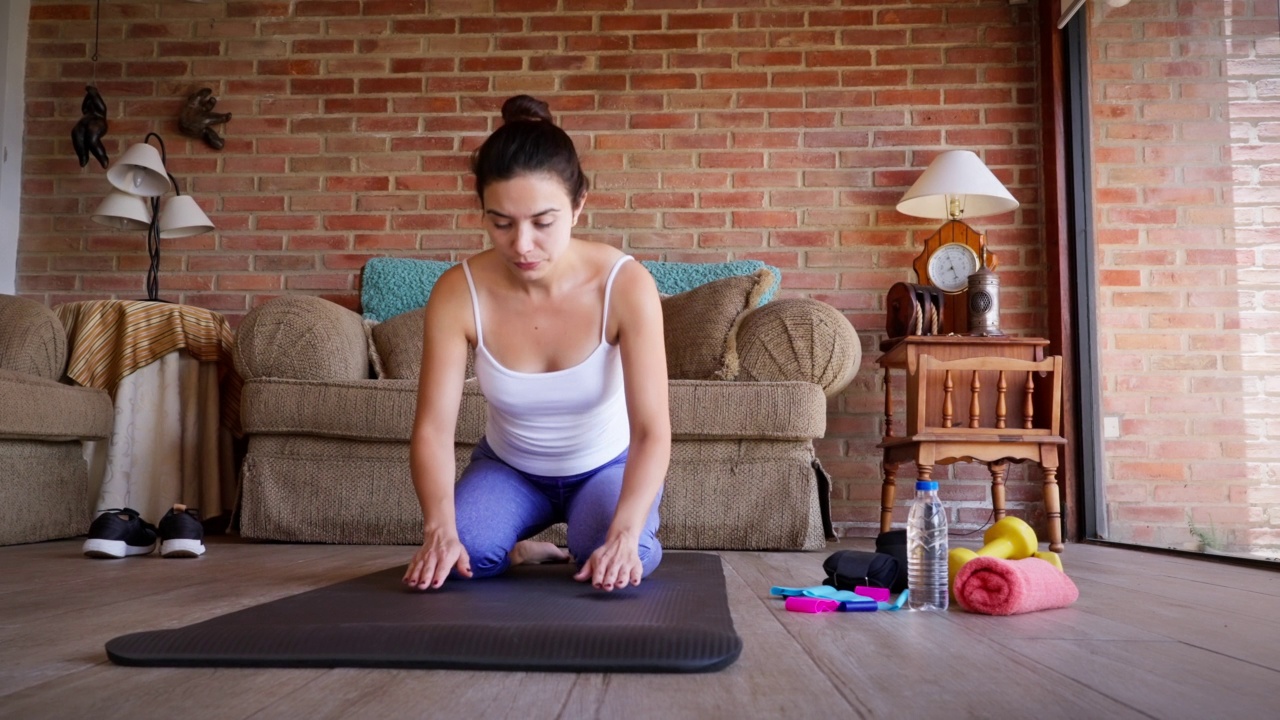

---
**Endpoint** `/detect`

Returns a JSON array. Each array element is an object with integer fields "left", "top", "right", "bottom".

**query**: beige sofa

[
  {"left": 232, "top": 277, "right": 860, "bottom": 551},
  {"left": 0, "top": 295, "right": 114, "bottom": 546}
]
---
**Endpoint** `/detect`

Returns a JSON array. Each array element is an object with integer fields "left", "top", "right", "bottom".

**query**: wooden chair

[{"left": 878, "top": 353, "right": 1066, "bottom": 552}]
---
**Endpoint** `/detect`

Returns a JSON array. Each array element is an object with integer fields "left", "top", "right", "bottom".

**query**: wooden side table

[
  {"left": 54, "top": 300, "right": 240, "bottom": 525},
  {"left": 877, "top": 335, "right": 1066, "bottom": 552}
]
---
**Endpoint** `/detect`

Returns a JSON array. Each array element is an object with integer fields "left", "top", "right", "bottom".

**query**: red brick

[
  {"left": 458, "top": 17, "right": 522, "bottom": 34},
  {"left": 353, "top": 234, "right": 419, "bottom": 250},
  {"left": 699, "top": 191, "right": 765, "bottom": 209},
  {"left": 599, "top": 15, "right": 662, "bottom": 32},
  {"left": 632, "top": 193, "right": 695, "bottom": 210},
  {"left": 635, "top": 34, "right": 699, "bottom": 50},
  {"left": 668, "top": 13, "right": 734, "bottom": 31},
  {"left": 286, "top": 274, "right": 353, "bottom": 291},
  {"left": 530, "top": 16, "right": 592, "bottom": 34},
  {"left": 358, "top": 77, "right": 424, "bottom": 95},
  {"left": 702, "top": 72, "right": 768, "bottom": 90},
  {"left": 661, "top": 212, "right": 726, "bottom": 229},
  {"left": 630, "top": 74, "right": 697, "bottom": 91},
  {"left": 698, "top": 232, "right": 763, "bottom": 249},
  {"left": 700, "top": 152, "right": 765, "bottom": 169},
  {"left": 732, "top": 211, "right": 796, "bottom": 229}
]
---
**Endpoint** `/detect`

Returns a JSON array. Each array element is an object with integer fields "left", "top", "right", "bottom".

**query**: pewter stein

[{"left": 967, "top": 262, "right": 1002, "bottom": 336}]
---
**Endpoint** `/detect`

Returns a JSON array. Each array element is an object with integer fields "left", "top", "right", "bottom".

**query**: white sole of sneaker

[
  {"left": 83, "top": 538, "right": 156, "bottom": 558},
  {"left": 160, "top": 539, "right": 206, "bottom": 558}
]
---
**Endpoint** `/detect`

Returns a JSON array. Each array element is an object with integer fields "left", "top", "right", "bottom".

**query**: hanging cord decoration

[
  {"left": 91, "top": 0, "right": 100, "bottom": 71},
  {"left": 72, "top": 0, "right": 109, "bottom": 168}
]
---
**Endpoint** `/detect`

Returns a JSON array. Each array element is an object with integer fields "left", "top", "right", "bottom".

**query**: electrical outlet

[{"left": 1103, "top": 416, "right": 1121, "bottom": 439}]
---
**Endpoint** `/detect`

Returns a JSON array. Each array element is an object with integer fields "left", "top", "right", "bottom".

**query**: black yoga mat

[{"left": 106, "top": 552, "right": 742, "bottom": 673}]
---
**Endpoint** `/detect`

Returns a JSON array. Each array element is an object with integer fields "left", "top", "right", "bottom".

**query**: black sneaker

[
  {"left": 158, "top": 504, "right": 206, "bottom": 558},
  {"left": 83, "top": 508, "right": 157, "bottom": 558}
]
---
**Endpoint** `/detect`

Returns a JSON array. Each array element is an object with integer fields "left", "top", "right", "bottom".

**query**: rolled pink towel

[{"left": 954, "top": 556, "right": 1079, "bottom": 616}]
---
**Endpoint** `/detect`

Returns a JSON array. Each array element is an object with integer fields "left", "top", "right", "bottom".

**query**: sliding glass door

[{"left": 1082, "top": 0, "right": 1279, "bottom": 560}]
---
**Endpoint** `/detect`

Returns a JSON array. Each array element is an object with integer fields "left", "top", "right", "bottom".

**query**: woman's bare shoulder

[
  {"left": 424, "top": 262, "right": 477, "bottom": 318},
  {"left": 430, "top": 261, "right": 468, "bottom": 295},
  {"left": 571, "top": 238, "right": 622, "bottom": 265},
  {"left": 609, "top": 254, "right": 660, "bottom": 308}
]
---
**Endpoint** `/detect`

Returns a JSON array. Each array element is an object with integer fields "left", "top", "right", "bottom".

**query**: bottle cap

[{"left": 915, "top": 480, "right": 938, "bottom": 491}]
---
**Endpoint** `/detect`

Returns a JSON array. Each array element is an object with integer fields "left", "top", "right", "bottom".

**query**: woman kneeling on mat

[{"left": 402, "top": 95, "right": 670, "bottom": 593}]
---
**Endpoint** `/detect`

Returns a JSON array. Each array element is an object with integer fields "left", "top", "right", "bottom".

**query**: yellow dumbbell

[{"left": 948, "top": 516, "right": 1063, "bottom": 590}]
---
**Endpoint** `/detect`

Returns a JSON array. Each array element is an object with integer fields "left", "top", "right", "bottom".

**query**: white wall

[{"left": 0, "top": 0, "right": 30, "bottom": 295}]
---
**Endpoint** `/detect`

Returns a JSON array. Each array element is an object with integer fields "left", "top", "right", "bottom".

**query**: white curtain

[{"left": 85, "top": 349, "right": 234, "bottom": 525}]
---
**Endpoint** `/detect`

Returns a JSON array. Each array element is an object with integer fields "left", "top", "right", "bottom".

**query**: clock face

[{"left": 926, "top": 242, "right": 980, "bottom": 293}]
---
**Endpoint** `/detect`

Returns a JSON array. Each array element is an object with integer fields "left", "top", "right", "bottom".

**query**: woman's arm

[
  {"left": 574, "top": 259, "right": 671, "bottom": 590},
  {"left": 404, "top": 267, "right": 475, "bottom": 590}
]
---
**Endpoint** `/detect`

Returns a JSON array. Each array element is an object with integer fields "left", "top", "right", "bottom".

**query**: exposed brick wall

[
  {"left": 17, "top": 0, "right": 1045, "bottom": 538},
  {"left": 1089, "top": 0, "right": 1280, "bottom": 556}
]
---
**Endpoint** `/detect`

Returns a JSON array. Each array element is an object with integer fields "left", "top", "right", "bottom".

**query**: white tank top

[{"left": 462, "top": 255, "right": 632, "bottom": 476}]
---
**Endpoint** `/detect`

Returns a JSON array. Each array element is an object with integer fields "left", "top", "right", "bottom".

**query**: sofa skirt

[
  {"left": 0, "top": 441, "right": 91, "bottom": 546},
  {"left": 239, "top": 435, "right": 826, "bottom": 550}
]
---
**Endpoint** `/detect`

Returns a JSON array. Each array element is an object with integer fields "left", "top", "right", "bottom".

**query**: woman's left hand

[{"left": 573, "top": 530, "right": 643, "bottom": 591}]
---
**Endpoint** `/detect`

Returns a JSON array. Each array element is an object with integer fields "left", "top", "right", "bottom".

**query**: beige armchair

[{"left": 0, "top": 295, "right": 113, "bottom": 546}]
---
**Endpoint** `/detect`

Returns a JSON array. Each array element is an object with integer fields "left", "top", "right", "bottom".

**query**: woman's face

[{"left": 481, "top": 173, "right": 583, "bottom": 278}]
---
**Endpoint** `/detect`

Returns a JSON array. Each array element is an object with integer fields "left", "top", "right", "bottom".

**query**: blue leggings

[{"left": 453, "top": 439, "right": 663, "bottom": 579}]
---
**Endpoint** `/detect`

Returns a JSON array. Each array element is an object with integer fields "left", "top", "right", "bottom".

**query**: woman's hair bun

[{"left": 501, "top": 95, "right": 552, "bottom": 124}]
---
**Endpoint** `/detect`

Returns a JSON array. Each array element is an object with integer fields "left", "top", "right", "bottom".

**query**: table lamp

[
  {"left": 896, "top": 150, "right": 1019, "bottom": 335},
  {"left": 90, "top": 132, "right": 214, "bottom": 302}
]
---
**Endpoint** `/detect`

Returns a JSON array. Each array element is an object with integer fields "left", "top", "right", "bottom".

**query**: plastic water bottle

[{"left": 907, "top": 480, "right": 948, "bottom": 611}]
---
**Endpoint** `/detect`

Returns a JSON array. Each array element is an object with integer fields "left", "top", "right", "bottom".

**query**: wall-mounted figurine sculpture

[
  {"left": 178, "top": 88, "right": 232, "bottom": 150},
  {"left": 72, "top": 85, "right": 110, "bottom": 168}
]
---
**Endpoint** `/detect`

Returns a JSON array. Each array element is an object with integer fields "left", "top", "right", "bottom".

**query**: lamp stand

[
  {"left": 141, "top": 132, "right": 167, "bottom": 303},
  {"left": 145, "top": 195, "right": 162, "bottom": 302},
  {"left": 92, "top": 131, "right": 214, "bottom": 301}
]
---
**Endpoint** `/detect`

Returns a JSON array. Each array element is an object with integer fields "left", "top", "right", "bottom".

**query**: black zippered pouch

[{"left": 822, "top": 530, "right": 909, "bottom": 594}]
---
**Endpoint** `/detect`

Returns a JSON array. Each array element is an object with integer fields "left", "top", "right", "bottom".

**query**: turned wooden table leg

[
  {"left": 989, "top": 460, "right": 1009, "bottom": 521},
  {"left": 883, "top": 370, "right": 894, "bottom": 438},
  {"left": 880, "top": 461, "right": 897, "bottom": 533},
  {"left": 1043, "top": 465, "right": 1064, "bottom": 553}
]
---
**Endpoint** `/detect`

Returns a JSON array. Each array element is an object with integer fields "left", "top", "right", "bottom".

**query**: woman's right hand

[{"left": 403, "top": 529, "right": 472, "bottom": 591}]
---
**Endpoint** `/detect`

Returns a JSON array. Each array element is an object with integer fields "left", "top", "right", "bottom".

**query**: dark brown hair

[{"left": 471, "top": 95, "right": 588, "bottom": 207}]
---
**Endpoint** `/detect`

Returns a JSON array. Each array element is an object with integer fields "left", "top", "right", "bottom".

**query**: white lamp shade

[
  {"left": 90, "top": 190, "right": 152, "bottom": 231},
  {"left": 896, "top": 150, "right": 1019, "bottom": 220},
  {"left": 158, "top": 195, "right": 215, "bottom": 238},
  {"left": 107, "top": 142, "right": 172, "bottom": 197}
]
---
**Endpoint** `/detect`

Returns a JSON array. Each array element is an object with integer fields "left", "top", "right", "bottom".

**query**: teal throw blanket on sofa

[{"left": 360, "top": 257, "right": 781, "bottom": 323}]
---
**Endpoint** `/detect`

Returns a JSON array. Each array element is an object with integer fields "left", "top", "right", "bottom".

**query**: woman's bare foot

[{"left": 510, "top": 540, "right": 570, "bottom": 565}]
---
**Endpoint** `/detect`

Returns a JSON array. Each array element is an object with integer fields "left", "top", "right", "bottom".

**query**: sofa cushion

[
  {"left": 661, "top": 269, "right": 774, "bottom": 381},
  {"left": 241, "top": 377, "right": 823, "bottom": 443},
  {"left": 371, "top": 309, "right": 422, "bottom": 380},
  {"left": 362, "top": 318, "right": 386, "bottom": 379},
  {"left": 0, "top": 368, "right": 113, "bottom": 441},
  {"left": 0, "top": 295, "right": 67, "bottom": 380},
  {"left": 668, "top": 380, "right": 825, "bottom": 440},
  {"left": 735, "top": 298, "right": 862, "bottom": 398},
  {"left": 642, "top": 259, "right": 781, "bottom": 306},
  {"left": 241, "top": 378, "right": 489, "bottom": 443},
  {"left": 370, "top": 307, "right": 474, "bottom": 381},
  {"left": 234, "top": 295, "right": 370, "bottom": 381}
]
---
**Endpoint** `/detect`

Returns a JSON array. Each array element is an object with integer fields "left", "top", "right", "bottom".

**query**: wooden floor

[{"left": 1, "top": 536, "right": 1277, "bottom": 720}]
